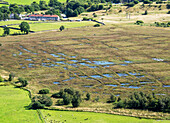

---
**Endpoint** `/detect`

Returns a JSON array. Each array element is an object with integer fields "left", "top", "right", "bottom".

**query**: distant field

[
  {"left": 0, "top": 20, "right": 34, "bottom": 26},
  {"left": 41, "top": 110, "right": 168, "bottom": 123},
  {"left": 0, "top": 27, "right": 21, "bottom": 35},
  {"left": 9, "top": 21, "right": 97, "bottom": 32},
  {"left": 0, "top": 86, "right": 40, "bottom": 122},
  {"left": 5, "top": 0, "right": 66, "bottom": 5}
]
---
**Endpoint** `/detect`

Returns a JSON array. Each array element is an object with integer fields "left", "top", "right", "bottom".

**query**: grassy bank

[{"left": 0, "top": 86, "right": 41, "bottom": 123}]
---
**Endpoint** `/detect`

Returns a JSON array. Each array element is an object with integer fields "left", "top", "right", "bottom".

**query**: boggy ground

[{"left": 0, "top": 23, "right": 170, "bottom": 108}]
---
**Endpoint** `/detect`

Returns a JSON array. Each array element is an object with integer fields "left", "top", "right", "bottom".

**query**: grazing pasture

[
  {"left": 41, "top": 109, "right": 168, "bottom": 123},
  {"left": 8, "top": 21, "right": 97, "bottom": 32},
  {"left": 0, "top": 86, "right": 41, "bottom": 123},
  {"left": 0, "top": 24, "right": 169, "bottom": 103}
]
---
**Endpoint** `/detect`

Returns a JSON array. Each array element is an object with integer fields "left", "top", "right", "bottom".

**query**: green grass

[
  {"left": 0, "top": 20, "right": 33, "bottom": 26},
  {"left": 41, "top": 109, "right": 169, "bottom": 123},
  {"left": 5, "top": 0, "right": 66, "bottom": 5},
  {"left": 10, "top": 21, "right": 97, "bottom": 32},
  {"left": 0, "top": 27, "right": 22, "bottom": 35},
  {"left": 0, "top": 86, "right": 41, "bottom": 123}
]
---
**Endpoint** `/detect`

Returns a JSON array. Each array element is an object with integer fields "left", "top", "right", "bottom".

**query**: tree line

[{"left": 115, "top": 91, "right": 170, "bottom": 113}]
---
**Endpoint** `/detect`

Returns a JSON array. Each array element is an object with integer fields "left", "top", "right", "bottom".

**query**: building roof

[{"left": 29, "top": 14, "right": 59, "bottom": 17}]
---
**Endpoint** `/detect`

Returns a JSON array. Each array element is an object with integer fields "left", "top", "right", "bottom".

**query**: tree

[
  {"left": 59, "top": 25, "right": 65, "bottom": 31},
  {"left": 8, "top": 73, "right": 15, "bottom": 81},
  {"left": 3, "top": 27, "right": 10, "bottom": 35},
  {"left": 39, "top": 89, "right": 49, "bottom": 94},
  {"left": 32, "top": 95, "right": 53, "bottom": 107},
  {"left": 29, "top": 101, "right": 45, "bottom": 109},
  {"left": 108, "top": 94, "right": 117, "bottom": 103},
  {"left": 18, "top": 77, "right": 28, "bottom": 87},
  {"left": 86, "top": 92, "right": 90, "bottom": 100},
  {"left": 72, "top": 95, "right": 81, "bottom": 107},
  {"left": 19, "top": 22, "right": 30, "bottom": 34},
  {"left": 63, "top": 92, "right": 72, "bottom": 105}
]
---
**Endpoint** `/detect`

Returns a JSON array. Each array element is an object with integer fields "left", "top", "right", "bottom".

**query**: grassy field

[
  {"left": 9, "top": 21, "right": 97, "bottom": 32},
  {"left": 0, "top": 20, "right": 36, "bottom": 26},
  {"left": 41, "top": 109, "right": 169, "bottom": 123},
  {"left": 0, "top": 86, "right": 41, "bottom": 123},
  {"left": 5, "top": 0, "right": 66, "bottom": 5}
]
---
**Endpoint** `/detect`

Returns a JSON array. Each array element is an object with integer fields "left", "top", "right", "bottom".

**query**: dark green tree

[
  {"left": 86, "top": 92, "right": 90, "bottom": 100},
  {"left": 8, "top": 73, "right": 15, "bottom": 81},
  {"left": 3, "top": 26, "right": 10, "bottom": 35},
  {"left": 59, "top": 25, "right": 65, "bottom": 31},
  {"left": 72, "top": 94, "right": 81, "bottom": 107},
  {"left": 18, "top": 77, "right": 28, "bottom": 87},
  {"left": 39, "top": 89, "right": 49, "bottom": 94},
  {"left": 63, "top": 92, "right": 72, "bottom": 105},
  {"left": 19, "top": 22, "right": 30, "bottom": 34}
]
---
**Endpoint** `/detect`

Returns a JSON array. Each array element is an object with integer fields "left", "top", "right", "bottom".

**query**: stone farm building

[{"left": 29, "top": 14, "right": 60, "bottom": 21}]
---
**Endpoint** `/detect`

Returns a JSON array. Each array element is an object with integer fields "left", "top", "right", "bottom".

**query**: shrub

[
  {"left": 94, "top": 24, "right": 100, "bottom": 27},
  {"left": 18, "top": 77, "right": 28, "bottom": 87},
  {"left": 86, "top": 92, "right": 90, "bottom": 100},
  {"left": 32, "top": 95, "right": 53, "bottom": 107},
  {"left": 56, "top": 100, "right": 64, "bottom": 106},
  {"left": 63, "top": 92, "right": 72, "bottom": 105},
  {"left": 167, "top": 11, "right": 170, "bottom": 14},
  {"left": 51, "top": 93, "right": 61, "bottom": 98},
  {"left": 39, "top": 89, "right": 49, "bottom": 94},
  {"left": 72, "top": 95, "right": 81, "bottom": 107},
  {"left": 8, "top": 73, "right": 15, "bottom": 81},
  {"left": 29, "top": 101, "right": 44, "bottom": 109},
  {"left": 59, "top": 25, "right": 65, "bottom": 31},
  {"left": 135, "top": 20, "right": 144, "bottom": 25}
]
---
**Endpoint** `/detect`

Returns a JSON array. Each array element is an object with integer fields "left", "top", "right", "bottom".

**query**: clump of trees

[
  {"left": 29, "top": 95, "right": 53, "bottom": 109},
  {"left": 52, "top": 87, "right": 82, "bottom": 107},
  {"left": 116, "top": 91, "right": 170, "bottom": 113},
  {"left": 154, "top": 21, "right": 170, "bottom": 27}
]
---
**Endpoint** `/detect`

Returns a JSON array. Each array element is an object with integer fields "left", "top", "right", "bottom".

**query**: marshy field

[
  {"left": 0, "top": 6, "right": 170, "bottom": 122},
  {"left": 0, "top": 23, "right": 169, "bottom": 97}
]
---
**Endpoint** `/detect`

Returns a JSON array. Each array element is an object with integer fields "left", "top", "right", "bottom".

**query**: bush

[
  {"left": 39, "top": 89, "right": 49, "bottom": 94},
  {"left": 18, "top": 77, "right": 28, "bottom": 87},
  {"left": 94, "top": 24, "right": 100, "bottom": 27},
  {"left": 108, "top": 94, "right": 117, "bottom": 103},
  {"left": 59, "top": 25, "right": 65, "bottom": 31},
  {"left": 56, "top": 100, "right": 64, "bottom": 106},
  {"left": 86, "top": 92, "right": 90, "bottom": 100},
  {"left": 63, "top": 92, "right": 72, "bottom": 105},
  {"left": 32, "top": 95, "right": 53, "bottom": 107},
  {"left": 8, "top": 73, "right": 15, "bottom": 81},
  {"left": 72, "top": 95, "right": 81, "bottom": 107},
  {"left": 51, "top": 93, "right": 61, "bottom": 98},
  {"left": 167, "top": 11, "right": 170, "bottom": 14},
  {"left": 135, "top": 20, "right": 144, "bottom": 25},
  {"left": 29, "top": 101, "right": 44, "bottom": 109}
]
